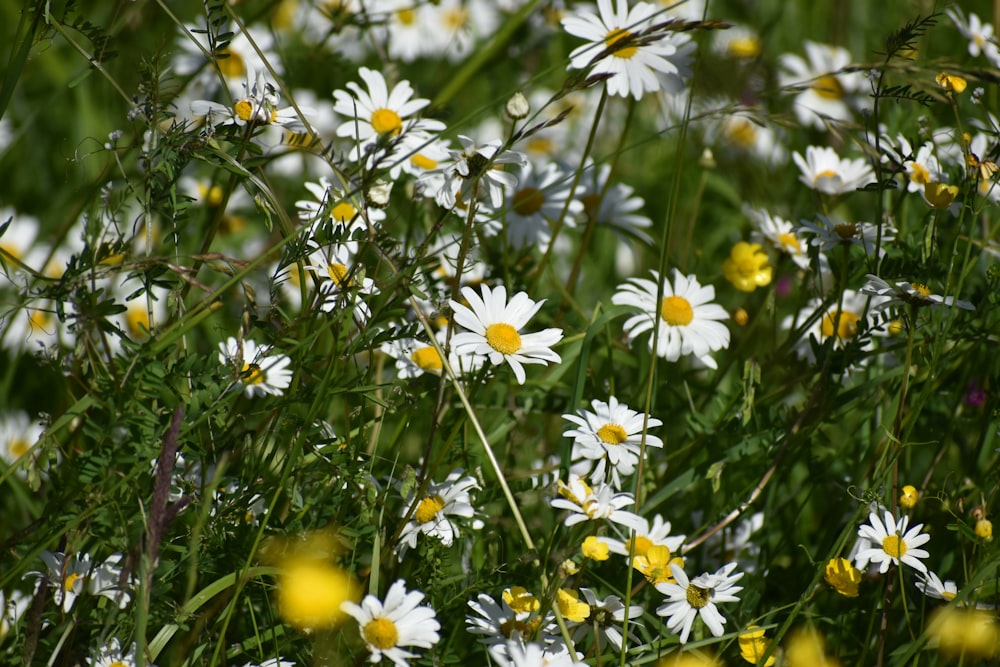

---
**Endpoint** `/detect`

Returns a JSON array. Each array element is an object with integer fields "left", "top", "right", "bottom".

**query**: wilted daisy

[
  {"left": 860, "top": 275, "right": 975, "bottom": 311},
  {"left": 432, "top": 135, "right": 526, "bottom": 210},
  {"left": 449, "top": 284, "right": 563, "bottom": 385},
  {"left": 341, "top": 579, "right": 441, "bottom": 667},
  {"left": 562, "top": 396, "right": 663, "bottom": 487},
  {"left": 793, "top": 145, "right": 874, "bottom": 195},
  {"left": 218, "top": 337, "right": 293, "bottom": 398},
  {"left": 573, "top": 588, "right": 644, "bottom": 652},
  {"left": 778, "top": 41, "right": 865, "bottom": 129},
  {"left": 656, "top": 562, "right": 744, "bottom": 644},
  {"left": 397, "top": 469, "right": 481, "bottom": 559},
  {"left": 798, "top": 214, "right": 895, "bottom": 258},
  {"left": 562, "top": 0, "right": 685, "bottom": 101},
  {"left": 855, "top": 510, "right": 931, "bottom": 574},
  {"left": 744, "top": 206, "right": 811, "bottom": 270},
  {"left": 612, "top": 270, "right": 730, "bottom": 369}
]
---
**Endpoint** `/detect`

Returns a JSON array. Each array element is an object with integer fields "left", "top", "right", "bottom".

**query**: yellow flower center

[
  {"left": 728, "top": 36, "right": 761, "bottom": 58},
  {"left": 499, "top": 617, "right": 540, "bottom": 638},
  {"left": 596, "top": 423, "right": 628, "bottom": 445},
  {"left": 234, "top": 99, "right": 254, "bottom": 122},
  {"left": 331, "top": 201, "right": 357, "bottom": 224},
  {"left": 726, "top": 118, "right": 757, "bottom": 148},
  {"left": 415, "top": 495, "right": 445, "bottom": 524},
  {"left": 816, "top": 168, "right": 840, "bottom": 182},
  {"left": 812, "top": 75, "right": 844, "bottom": 100},
  {"left": 371, "top": 108, "right": 402, "bottom": 135},
  {"left": 882, "top": 534, "right": 907, "bottom": 559},
  {"left": 527, "top": 136, "right": 554, "bottom": 155},
  {"left": 942, "top": 590, "right": 956, "bottom": 601},
  {"left": 659, "top": 295, "right": 694, "bottom": 326},
  {"left": 197, "top": 183, "right": 226, "bottom": 207},
  {"left": 242, "top": 363, "right": 265, "bottom": 385},
  {"left": 396, "top": 8, "right": 415, "bottom": 24},
  {"left": 27, "top": 309, "right": 52, "bottom": 333},
  {"left": 778, "top": 231, "right": 801, "bottom": 253},
  {"left": 909, "top": 163, "right": 931, "bottom": 185},
  {"left": 410, "top": 346, "right": 443, "bottom": 372},
  {"left": 216, "top": 47, "right": 246, "bottom": 79},
  {"left": 410, "top": 153, "right": 438, "bottom": 170},
  {"left": 444, "top": 7, "right": 468, "bottom": 30},
  {"left": 833, "top": 222, "right": 858, "bottom": 239},
  {"left": 126, "top": 305, "right": 151, "bottom": 339},
  {"left": 64, "top": 572, "right": 81, "bottom": 592},
  {"left": 605, "top": 28, "right": 638, "bottom": 58},
  {"left": 0, "top": 242, "right": 20, "bottom": 261},
  {"left": 363, "top": 617, "right": 399, "bottom": 649},
  {"left": 686, "top": 584, "right": 712, "bottom": 609},
  {"left": 911, "top": 283, "right": 931, "bottom": 297},
  {"left": 9, "top": 439, "right": 30, "bottom": 459},
  {"left": 485, "top": 323, "right": 521, "bottom": 355},
  {"left": 820, "top": 309, "right": 860, "bottom": 340},
  {"left": 328, "top": 263, "right": 351, "bottom": 286},
  {"left": 512, "top": 187, "right": 545, "bottom": 216}
]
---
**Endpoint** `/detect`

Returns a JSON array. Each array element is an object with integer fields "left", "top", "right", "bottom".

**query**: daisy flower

[
  {"left": 781, "top": 289, "right": 888, "bottom": 363},
  {"left": 396, "top": 469, "right": 481, "bottom": 559},
  {"left": 342, "top": 580, "right": 440, "bottom": 667},
  {"left": 296, "top": 176, "right": 385, "bottom": 232},
  {"left": 778, "top": 40, "right": 865, "bottom": 130},
  {"left": 604, "top": 513, "right": 686, "bottom": 559},
  {"left": 503, "top": 159, "right": 583, "bottom": 250},
  {"left": 191, "top": 67, "right": 303, "bottom": 129},
  {"left": 449, "top": 284, "right": 563, "bottom": 385},
  {"left": 798, "top": 214, "right": 895, "bottom": 258},
  {"left": 0, "top": 410, "right": 44, "bottom": 472},
  {"left": 332, "top": 67, "right": 445, "bottom": 162},
  {"left": 860, "top": 275, "right": 975, "bottom": 311},
  {"left": 612, "top": 270, "right": 730, "bottom": 369},
  {"left": 381, "top": 330, "right": 483, "bottom": 380},
  {"left": 712, "top": 111, "right": 788, "bottom": 166},
  {"left": 916, "top": 571, "right": 958, "bottom": 603},
  {"left": 744, "top": 206, "right": 811, "bottom": 270},
  {"left": 793, "top": 145, "right": 875, "bottom": 195},
  {"left": 87, "top": 638, "right": 138, "bottom": 667},
  {"left": 946, "top": 7, "right": 1000, "bottom": 61},
  {"left": 502, "top": 638, "right": 586, "bottom": 667},
  {"left": 466, "top": 592, "right": 558, "bottom": 661},
  {"left": 432, "top": 135, "right": 526, "bottom": 211},
  {"left": 578, "top": 161, "right": 654, "bottom": 245},
  {"left": 218, "top": 337, "right": 293, "bottom": 398},
  {"left": 656, "top": 562, "right": 744, "bottom": 644},
  {"left": 305, "top": 241, "right": 379, "bottom": 324},
  {"left": 550, "top": 476, "right": 645, "bottom": 531},
  {"left": 562, "top": 396, "right": 663, "bottom": 487},
  {"left": 855, "top": 510, "right": 931, "bottom": 574},
  {"left": 573, "top": 588, "right": 644, "bottom": 653},
  {"left": 562, "top": 0, "right": 684, "bottom": 101}
]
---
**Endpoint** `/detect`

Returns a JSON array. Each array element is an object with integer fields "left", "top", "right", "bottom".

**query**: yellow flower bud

[
  {"left": 900, "top": 484, "right": 919, "bottom": 509},
  {"left": 975, "top": 518, "right": 993, "bottom": 541},
  {"left": 924, "top": 182, "right": 959, "bottom": 209}
]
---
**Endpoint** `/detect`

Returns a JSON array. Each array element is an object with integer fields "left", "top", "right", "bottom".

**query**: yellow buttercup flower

[
  {"left": 723, "top": 242, "right": 773, "bottom": 292},
  {"left": 935, "top": 72, "right": 968, "bottom": 94},
  {"left": 278, "top": 558, "right": 358, "bottom": 631},
  {"left": 739, "top": 625, "right": 777, "bottom": 666},
  {"left": 899, "top": 484, "right": 919, "bottom": 509},
  {"left": 824, "top": 557, "right": 861, "bottom": 597},
  {"left": 557, "top": 588, "right": 591, "bottom": 623},
  {"left": 582, "top": 535, "right": 610, "bottom": 561},
  {"left": 923, "top": 182, "right": 959, "bottom": 209}
]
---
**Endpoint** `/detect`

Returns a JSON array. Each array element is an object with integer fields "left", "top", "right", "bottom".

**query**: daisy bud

[
  {"left": 733, "top": 307, "right": 750, "bottom": 326},
  {"left": 975, "top": 518, "right": 992, "bottom": 541},
  {"left": 699, "top": 147, "right": 716, "bottom": 169},
  {"left": 900, "top": 484, "right": 919, "bottom": 509},
  {"left": 505, "top": 91, "right": 530, "bottom": 120}
]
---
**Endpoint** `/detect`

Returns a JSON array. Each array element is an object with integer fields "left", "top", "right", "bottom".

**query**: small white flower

[
  {"left": 37, "top": 551, "right": 92, "bottom": 612},
  {"left": 798, "top": 214, "right": 895, "bottom": 258},
  {"left": 781, "top": 289, "right": 889, "bottom": 363},
  {"left": 573, "top": 588, "right": 644, "bottom": 652},
  {"left": 946, "top": 7, "right": 1000, "bottom": 61},
  {"left": 793, "top": 145, "right": 875, "bottom": 195},
  {"left": 602, "top": 513, "right": 685, "bottom": 559},
  {"left": 341, "top": 580, "right": 441, "bottom": 667},
  {"left": 433, "top": 135, "right": 526, "bottom": 211},
  {"left": 218, "top": 337, "right": 293, "bottom": 398},
  {"left": 612, "top": 270, "right": 730, "bottom": 369},
  {"left": 550, "top": 476, "right": 645, "bottom": 531},
  {"left": 855, "top": 510, "right": 931, "bottom": 574},
  {"left": 449, "top": 284, "right": 563, "bottom": 385},
  {"left": 87, "top": 638, "right": 138, "bottom": 667},
  {"left": 916, "top": 571, "right": 958, "bottom": 602},
  {"left": 860, "top": 275, "right": 974, "bottom": 311},
  {"left": 191, "top": 67, "right": 303, "bottom": 128},
  {"left": 744, "top": 206, "right": 811, "bottom": 270},
  {"left": 561, "top": 0, "right": 685, "bottom": 101},
  {"left": 656, "top": 562, "right": 744, "bottom": 644},
  {"left": 397, "top": 469, "right": 480, "bottom": 559},
  {"left": 778, "top": 41, "right": 866, "bottom": 130},
  {"left": 502, "top": 160, "right": 583, "bottom": 250},
  {"left": 562, "top": 396, "right": 663, "bottom": 487}
]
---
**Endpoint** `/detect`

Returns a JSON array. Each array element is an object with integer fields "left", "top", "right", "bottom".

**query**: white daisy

[
  {"left": 611, "top": 270, "right": 730, "bottom": 369},
  {"left": 381, "top": 329, "right": 485, "bottom": 380},
  {"left": 561, "top": 0, "right": 684, "bottom": 101},
  {"left": 501, "top": 637, "right": 587, "bottom": 667},
  {"left": 305, "top": 241, "right": 379, "bottom": 324},
  {"left": 191, "top": 67, "right": 303, "bottom": 129},
  {"left": 37, "top": 551, "right": 93, "bottom": 612},
  {"left": 341, "top": 580, "right": 441, "bottom": 667},
  {"left": 798, "top": 214, "right": 895, "bottom": 258},
  {"left": 296, "top": 177, "right": 385, "bottom": 232},
  {"left": 946, "top": 7, "right": 1000, "bottom": 61},
  {"left": 578, "top": 160, "right": 654, "bottom": 245},
  {"left": 466, "top": 592, "right": 559, "bottom": 662},
  {"left": 655, "top": 562, "right": 744, "bottom": 644},
  {"left": 562, "top": 396, "right": 663, "bottom": 487},
  {"left": 87, "top": 553, "right": 135, "bottom": 609},
  {"left": 218, "top": 337, "right": 293, "bottom": 398},
  {"left": 860, "top": 275, "right": 974, "bottom": 311},
  {"left": 744, "top": 206, "right": 810, "bottom": 270},
  {"left": 503, "top": 159, "right": 582, "bottom": 250},
  {"left": 87, "top": 638, "right": 138, "bottom": 667},
  {"left": 0, "top": 410, "right": 44, "bottom": 472},
  {"left": 712, "top": 111, "right": 788, "bottom": 166},
  {"left": 449, "top": 284, "right": 563, "bottom": 385},
  {"left": 432, "top": 135, "right": 526, "bottom": 211},
  {"left": 793, "top": 145, "right": 875, "bottom": 195},
  {"left": 573, "top": 588, "right": 644, "bottom": 653},
  {"left": 778, "top": 40, "right": 866, "bottom": 130},
  {"left": 781, "top": 289, "right": 888, "bottom": 363},
  {"left": 916, "top": 571, "right": 958, "bottom": 602},
  {"left": 397, "top": 469, "right": 481, "bottom": 559},
  {"left": 855, "top": 510, "right": 931, "bottom": 574},
  {"left": 602, "top": 513, "right": 685, "bottom": 559},
  {"left": 549, "top": 476, "right": 645, "bottom": 531}
]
